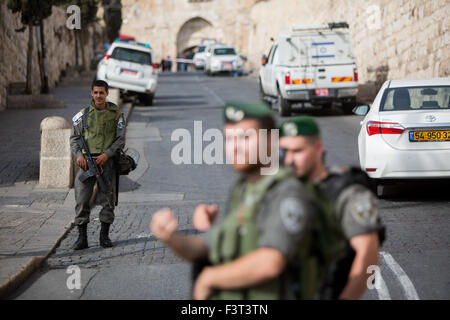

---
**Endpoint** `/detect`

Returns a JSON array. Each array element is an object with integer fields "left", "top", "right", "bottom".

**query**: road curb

[
  {"left": 0, "top": 217, "right": 74, "bottom": 299},
  {"left": 1, "top": 101, "right": 135, "bottom": 299}
]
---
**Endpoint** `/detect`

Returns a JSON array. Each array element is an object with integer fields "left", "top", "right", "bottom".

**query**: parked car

[
  {"left": 96, "top": 39, "right": 158, "bottom": 105},
  {"left": 259, "top": 22, "right": 358, "bottom": 116},
  {"left": 355, "top": 78, "right": 450, "bottom": 193},
  {"left": 193, "top": 39, "right": 217, "bottom": 70},
  {"left": 204, "top": 44, "right": 244, "bottom": 76}
]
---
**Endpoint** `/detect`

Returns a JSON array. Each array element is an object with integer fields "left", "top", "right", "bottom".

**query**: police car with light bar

[
  {"left": 259, "top": 22, "right": 358, "bottom": 116},
  {"left": 96, "top": 38, "right": 158, "bottom": 105}
]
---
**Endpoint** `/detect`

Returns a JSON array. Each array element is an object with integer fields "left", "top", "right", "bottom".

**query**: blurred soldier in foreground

[
  {"left": 151, "top": 102, "right": 333, "bottom": 299},
  {"left": 278, "top": 116, "right": 385, "bottom": 299}
]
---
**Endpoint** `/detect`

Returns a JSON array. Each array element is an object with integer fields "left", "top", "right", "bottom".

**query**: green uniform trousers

[{"left": 74, "top": 157, "right": 116, "bottom": 225}]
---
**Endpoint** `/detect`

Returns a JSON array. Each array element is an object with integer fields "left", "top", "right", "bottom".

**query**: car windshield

[
  {"left": 214, "top": 48, "right": 236, "bottom": 55},
  {"left": 197, "top": 46, "right": 206, "bottom": 53},
  {"left": 380, "top": 86, "right": 450, "bottom": 111},
  {"left": 111, "top": 47, "right": 152, "bottom": 65}
]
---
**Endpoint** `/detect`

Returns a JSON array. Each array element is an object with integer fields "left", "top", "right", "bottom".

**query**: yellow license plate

[{"left": 410, "top": 130, "right": 450, "bottom": 142}]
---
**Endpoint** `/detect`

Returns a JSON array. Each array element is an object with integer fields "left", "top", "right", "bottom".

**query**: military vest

[
  {"left": 303, "top": 180, "right": 354, "bottom": 299},
  {"left": 82, "top": 101, "right": 122, "bottom": 154},
  {"left": 321, "top": 166, "right": 386, "bottom": 245}
]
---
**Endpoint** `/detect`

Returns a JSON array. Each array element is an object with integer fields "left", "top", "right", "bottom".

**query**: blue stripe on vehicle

[
  {"left": 312, "top": 42, "right": 335, "bottom": 45},
  {"left": 312, "top": 55, "right": 335, "bottom": 58}
]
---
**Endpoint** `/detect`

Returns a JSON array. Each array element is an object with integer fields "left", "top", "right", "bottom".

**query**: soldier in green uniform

[
  {"left": 151, "top": 101, "right": 325, "bottom": 300},
  {"left": 70, "top": 80, "right": 126, "bottom": 250},
  {"left": 278, "top": 116, "right": 385, "bottom": 299}
]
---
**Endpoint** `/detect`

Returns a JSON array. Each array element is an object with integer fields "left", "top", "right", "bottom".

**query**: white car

[
  {"left": 193, "top": 45, "right": 207, "bottom": 70},
  {"left": 204, "top": 45, "right": 243, "bottom": 76},
  {"left": 356, "top": 78, "right": 450, "bottom": 189},
  {"left": 96, "top": 39, "right": 158, "bottom": 105}
]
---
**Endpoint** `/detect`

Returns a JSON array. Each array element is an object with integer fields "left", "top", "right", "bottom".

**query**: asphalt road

[{"left": 10, "top": 71, "right": 450, "bottom": 300}]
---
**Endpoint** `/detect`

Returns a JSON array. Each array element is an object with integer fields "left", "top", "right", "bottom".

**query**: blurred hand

[
  {"left": 150, "top": 208, "right": 178, "bottom": 242},
  {"left": 193, "top": 204, "right": 218, "bottom": 232},
  {"left": 93, "top": 153, "right": 108, "bottom": 166},
  {"left": 193, "top": 267, "right": 214, "bottom": 300},
  {"left": 76, "top": 156, "right": 87, "bottom": 171}
]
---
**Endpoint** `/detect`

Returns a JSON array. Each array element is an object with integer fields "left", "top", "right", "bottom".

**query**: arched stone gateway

[{"left": 176, "top": 17, "right": 217, "bottom": 56}]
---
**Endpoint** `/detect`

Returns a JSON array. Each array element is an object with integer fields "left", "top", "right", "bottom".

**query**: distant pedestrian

[{"left": 166, "top": 56, "right": 172, "bottom": 72}]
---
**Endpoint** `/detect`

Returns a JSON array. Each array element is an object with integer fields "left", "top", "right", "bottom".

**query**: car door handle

[
  {"left": 318, "top": 69, "right": 325, "bottom": 72},
  {"left": 318, "top": 76, "right": 326, "bottom": 79}
]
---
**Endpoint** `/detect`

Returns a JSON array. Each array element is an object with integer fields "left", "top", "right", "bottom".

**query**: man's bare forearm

[
  {"left": 339, "top": 232, "right": 379, "bottom": 299},
  {"left": 166, "top": 233, "right": 209, "bottom": 262},
  {"left": 206, "top": 248, "right": 286, "bottom": 290}
]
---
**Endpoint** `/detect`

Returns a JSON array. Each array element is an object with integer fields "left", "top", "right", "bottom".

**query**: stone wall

[
  {"left": 119, "top": 0, "right": 254, "bottom": 60},
  {"left": 119, "top": 0, "right": 449, "bottom": 98},
  {"left": 0, "top": 2, "right": 105, "bottom": 111},
  {"left": 248, "top": 0, "right": 449, "bottom": 98}
]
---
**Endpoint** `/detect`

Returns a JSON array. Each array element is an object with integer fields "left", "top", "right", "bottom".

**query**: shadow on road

[{"left": 380, "top": 180, "right": 450, "bottom": 202}]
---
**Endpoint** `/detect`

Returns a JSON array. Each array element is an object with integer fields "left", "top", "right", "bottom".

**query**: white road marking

[
  {"left": 376, "top": 270, "right": 391, "bottom": 300},
  {"left": 380, "top": 251, "right": 420, "bottom": 300},
  {"left": 197, "top": 76, "right": 225, "bottom": 106}
]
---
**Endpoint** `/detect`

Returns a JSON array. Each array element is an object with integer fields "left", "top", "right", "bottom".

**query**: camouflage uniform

[{"left": 70, "top": 100, "right": 126, "bottom": 226}]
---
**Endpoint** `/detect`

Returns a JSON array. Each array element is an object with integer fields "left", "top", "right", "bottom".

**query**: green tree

[
  {"left": 55, "top": 0, "right": 99, "bottom": 71},
  {"left": 7, "top": 0, "right": 53, "bottom": 94},
  {"left": 102, "top": 0, "right": 122, "bottom": 43}
]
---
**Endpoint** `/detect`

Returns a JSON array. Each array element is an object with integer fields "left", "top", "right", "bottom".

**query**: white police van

[{"left": 259, "top": 22, "right": 358, "bottom": 116}]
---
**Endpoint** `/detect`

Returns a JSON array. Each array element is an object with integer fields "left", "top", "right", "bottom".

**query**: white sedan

[{"left": 356, "top": 78, "right": 450, "bottom": 187}]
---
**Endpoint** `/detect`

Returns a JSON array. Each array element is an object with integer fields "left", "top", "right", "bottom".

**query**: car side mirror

[
  {"left": 261, "top": 55, "right": 268, "bottom": 66},
  {"left": 353, "top": 105, "right": 369, "bottom": 116}
]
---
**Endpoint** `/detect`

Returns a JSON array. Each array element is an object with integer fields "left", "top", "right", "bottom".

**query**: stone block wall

[
  {"left": 248, "top": 0, "right": 449, "bottom": 98},
  {"left": 0, "top": 2, "right": 105, "bottom": 111}
]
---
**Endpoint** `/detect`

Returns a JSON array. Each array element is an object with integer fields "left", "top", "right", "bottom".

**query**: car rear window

[
  {"left": 197, "top": 46, "right": 206, "bottom": 53},
  {"left": 214, "top": 48, "right": 236, "bottom": 55},
  {"left": 380, "top": 86, "right": 450, "bottom": 111},
  {"left": 111, "top": 47, "right": 152, "bottom": 65}
]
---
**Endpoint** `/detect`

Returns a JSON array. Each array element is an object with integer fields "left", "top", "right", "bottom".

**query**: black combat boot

[
  {"left": 73, "top": 224, "right": 88, "bottom": 250},
  {"left": 99, "top": 222, "right": 113, "bottom": 248}
]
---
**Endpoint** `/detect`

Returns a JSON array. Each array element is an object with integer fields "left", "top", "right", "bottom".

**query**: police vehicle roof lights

[
  {"left": 114, "top": 38, "right": 151, "bottom": 49},
  {"left": 291, "top": 21, "right": 349, "bottom": 32}
]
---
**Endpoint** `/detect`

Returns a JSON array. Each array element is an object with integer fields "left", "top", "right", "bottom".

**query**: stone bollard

[
  {"left": 107, "top": 88, "right": 121, "bottom": 106},
  {"left": 39, "top": 117, "right": 73, "bottom": 189}
]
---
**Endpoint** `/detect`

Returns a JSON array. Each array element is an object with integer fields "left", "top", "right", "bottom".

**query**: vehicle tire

[
  {"left": 374, "top": 181, "right": 386, "bottom": 199},
  {"left": 342, "top": 98, "right": 356, "bottom": 115},
  {"left": 141, "top": 93, "right": 154, "bottom": 106},
  {"left": 322, "top": 102, "right": 332, "bottom": 110},
  {"left": 277, "top": 90, "right": 292, "bottom": 117},
  {"left": 258, "top": 78, "right": 265, "bottom": 103}
]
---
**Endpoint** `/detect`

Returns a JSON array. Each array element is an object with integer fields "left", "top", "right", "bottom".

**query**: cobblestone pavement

[{"left": 46, "top": 201, "right": 225, "bottom": 270}]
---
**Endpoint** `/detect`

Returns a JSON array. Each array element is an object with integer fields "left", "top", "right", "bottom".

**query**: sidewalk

[{"left": 0, "top": 72, "right": 133, "bottom": 298}]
